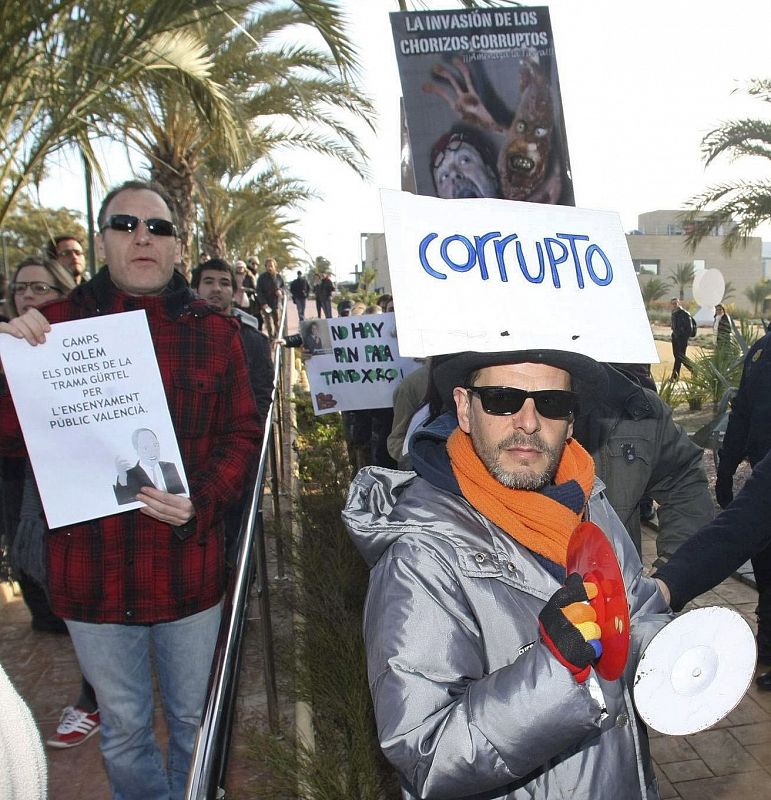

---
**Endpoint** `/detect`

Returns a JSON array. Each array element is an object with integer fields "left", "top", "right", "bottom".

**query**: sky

[{"left": 38, "top": 0, "right": 770, "bottom": 282}]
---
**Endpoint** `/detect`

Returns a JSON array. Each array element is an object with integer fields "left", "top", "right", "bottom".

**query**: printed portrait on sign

[
  {"left": 113, "top": 427, "right": 185, "bottom": 505},
  {"left": 302, "top": 319, "right": 332, "bottom": 355}
]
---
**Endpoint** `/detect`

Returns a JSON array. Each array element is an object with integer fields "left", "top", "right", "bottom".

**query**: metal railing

[{"left": 185, "top": 298, "right": 289, "bottom": 799}]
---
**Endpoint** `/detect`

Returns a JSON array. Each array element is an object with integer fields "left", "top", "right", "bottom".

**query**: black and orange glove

[{"left": 538, "top": 572, "right": 602, "bottom": 683}]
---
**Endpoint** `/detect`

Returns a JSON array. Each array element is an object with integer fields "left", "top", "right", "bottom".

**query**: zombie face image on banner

[
  {"left": 430, "top": 129, "right": 499, "bottom": 199},
  {"left": 392, "top": 6, "right": 574, "bottom": 207}
]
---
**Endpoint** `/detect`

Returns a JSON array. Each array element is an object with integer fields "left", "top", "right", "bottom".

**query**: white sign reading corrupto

[{"left": 381, "top": 189, "right": 658, "bottom": 364}]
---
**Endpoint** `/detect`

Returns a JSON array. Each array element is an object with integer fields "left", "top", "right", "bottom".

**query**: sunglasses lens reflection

[{"left": 105, "top": 215, "right": 176, "bottom": 237}]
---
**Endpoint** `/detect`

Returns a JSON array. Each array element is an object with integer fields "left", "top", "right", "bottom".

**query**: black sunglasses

[
  {"left": 100, "top": 214, "right": 177, "bottom": 238},
  {"left": 465, "top": 385, "right": 578, "bottom": 419}
]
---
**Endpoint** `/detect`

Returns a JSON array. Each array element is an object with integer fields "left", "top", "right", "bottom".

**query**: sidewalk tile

[
  {"left": 732, "top": 722, "right": 771, "bottom": 745},
  {"left": 675, "top": 771, "right": 771, "bottom": 800},
  {"left": 650, "top": 735, "right": 699, "bottom": 764},
  {"left": 686, "top": 729, "right": 763, "bottom": 776},
  {"left": 746, "top": 741, "right": 771, "bottom": 768},
  {"left": 659, "top": 759, "right": 712, "bottom": 783},
  {"left": 656, "top": 773, "right": 680, "bottom": 800}
]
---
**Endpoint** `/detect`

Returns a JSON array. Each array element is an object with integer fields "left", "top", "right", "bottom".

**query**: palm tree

[
  {"left": 0, "top": 0, "right": 247, "bottom": 227},
  {"left": 197, "top": 168, "right": 311, "bottom": 259},
  {"left": 315, "top": 256, "right": 332, "bottom": 274},
  {"left": 668, "top": 263, "right": 696, "bottom": 300},
  {"left": 102, "top": 32, "right": 241, "bottom": 264},
  {"left": 248, "top": 218, "right": 303, "bottom": 269},
  {"left": 684, "top": 79, "right": 771, "bottom": 253},
  {"left": 722, "top": 281, "right": 736, "bottom": 302},
  {"left": 640, "top": 277, "right": 669, "bottom": 310},
  {"left": 744, "top": 280, "right": 771, "bottom": 317},
  {"left": 103, "top": 2, "right": 373, "bottom": 266}
]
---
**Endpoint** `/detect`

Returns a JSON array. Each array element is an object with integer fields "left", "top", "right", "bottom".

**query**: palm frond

[{"left": 685, "top": 79, "right": 771, "bottom": 251}]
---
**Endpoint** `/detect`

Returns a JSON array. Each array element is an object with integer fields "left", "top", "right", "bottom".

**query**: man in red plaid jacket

[{"left": 0, "top": 180, "right": 261, "bottom": 800}]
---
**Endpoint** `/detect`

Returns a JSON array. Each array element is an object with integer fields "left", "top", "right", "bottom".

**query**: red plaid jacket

[{"left": 0, "top": 269, "right": 261, "bottom": 623}]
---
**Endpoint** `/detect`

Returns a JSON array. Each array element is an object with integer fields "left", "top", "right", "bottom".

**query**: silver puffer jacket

[{"left": 343, "top": 468, "right": 671, "bottom": 800}]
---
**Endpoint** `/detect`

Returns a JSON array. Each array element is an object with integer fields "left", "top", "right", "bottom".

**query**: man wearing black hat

[{"left": 343, "top": 349, "right": 671, "bottom": 800}]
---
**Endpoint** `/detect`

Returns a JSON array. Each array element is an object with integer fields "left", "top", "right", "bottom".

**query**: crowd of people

[
  {"left": 0, "top": 182, "right": 768, "bottom": 799},
  {"left": 0, "top": 178, "right": 382, "bottom": 796}
]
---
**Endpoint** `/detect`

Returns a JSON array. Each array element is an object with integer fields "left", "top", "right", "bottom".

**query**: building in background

[
  {"left": 359, "top": 232, "right": 391, "bottom": 296},
  {"left": 629, "top": 210, "right": 764, "bottom": 312}
]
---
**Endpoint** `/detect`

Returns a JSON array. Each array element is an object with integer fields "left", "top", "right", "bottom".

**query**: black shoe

[{"left": 756, "top": 672, "right": 771, "bottom": 691}]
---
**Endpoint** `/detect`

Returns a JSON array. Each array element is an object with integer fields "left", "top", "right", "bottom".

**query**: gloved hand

[
  {"left": 714, "top": 463, "right": 734, "bottom": 509},
  {"left": 538, "top": 573, "right": 602, "bottom": 683}
]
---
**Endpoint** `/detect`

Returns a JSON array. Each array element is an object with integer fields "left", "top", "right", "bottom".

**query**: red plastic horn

[{"left": 566, "top": 521, "right": 631, "bottom": 681}]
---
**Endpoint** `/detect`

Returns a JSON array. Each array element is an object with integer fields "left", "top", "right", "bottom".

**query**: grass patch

[{"left": 245, "top": 391, "right": 400, "bottom": 800}]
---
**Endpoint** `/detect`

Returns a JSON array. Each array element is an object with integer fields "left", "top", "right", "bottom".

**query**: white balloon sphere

[{"left": 693, "top": 269, "right": 725, "bottom": 307}]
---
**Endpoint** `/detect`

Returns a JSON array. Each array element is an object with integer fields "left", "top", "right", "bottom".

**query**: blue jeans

[{"left": 66, "top": 604, "right": 221, "bottom": 800}]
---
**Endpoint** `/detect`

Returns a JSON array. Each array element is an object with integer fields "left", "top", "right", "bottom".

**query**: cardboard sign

[
  {"left": 0, "top": 311, "right": 188, "bottom": 528},
  {"left": 381, "top": 190, "right": 658, "bottom": 363},
  {"left": 302, "top": 314, "right": 422, "bottom": 415},
  {"left": 391, "top": 6, "right": 573, "bottom": 206}
]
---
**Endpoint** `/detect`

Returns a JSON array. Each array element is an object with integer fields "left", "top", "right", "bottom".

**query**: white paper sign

[
  {"left": 303, "top": 314, "right": 422, "bottom": 415},
  {"left": 381, "top": 190, "right": 658, "bottom": 363},
  {"left": 0, "top": 311, "right": 188, "bottom": 528}
]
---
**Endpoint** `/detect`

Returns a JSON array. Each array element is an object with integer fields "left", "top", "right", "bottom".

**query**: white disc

[{"left": 633, "top": 606, "right": 756, "bottom": 735}]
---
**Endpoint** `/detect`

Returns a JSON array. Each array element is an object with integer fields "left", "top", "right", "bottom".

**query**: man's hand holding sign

[{"left": 0, "top": 306, "right": 51, "bottom": 345}]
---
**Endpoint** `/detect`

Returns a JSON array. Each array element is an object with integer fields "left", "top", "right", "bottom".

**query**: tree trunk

[
  {"left": 148, "top": 143, "right": 196, "bottom": 270},
  {"left": 201, "top": 223, "right": 226, "bottom": 259}
]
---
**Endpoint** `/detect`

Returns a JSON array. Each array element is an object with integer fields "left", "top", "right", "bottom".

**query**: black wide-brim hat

[{"left": 433, "top": 349, "right": 608, "bottom": 414}]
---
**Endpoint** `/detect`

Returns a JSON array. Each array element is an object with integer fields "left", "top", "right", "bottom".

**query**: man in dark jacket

[
  {"left": 670, "top": 297, "right": 693, "bottom": 379},
  {"left": 0, "top": 180, "right": 260, "bottom": 800},
  {"left": 572, "top": 364, "right": 713, "bottom": 563},
  {"left": 315, "top": 272, "right": 335, "bottom": 318},
  {"left": 714, "top": 329, "right": 771, "bottom": 661},
  {"left": 289, "top": 269, "right": 310, "bottom": 322},
  {"left": 191, "top": 257, "right": 273, "bottom": 423},
  {"left": 191, "top": 256, "right": 274, "bottom": 567}
]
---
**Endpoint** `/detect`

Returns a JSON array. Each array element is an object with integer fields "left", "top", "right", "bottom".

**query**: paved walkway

[{"left": 640, "top": 526, "right": 771, "bottom": 799}]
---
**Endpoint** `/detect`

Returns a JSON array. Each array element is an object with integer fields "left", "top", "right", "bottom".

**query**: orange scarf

[{"left": 447, "top": 428, "right": 595, "bottom": 566}]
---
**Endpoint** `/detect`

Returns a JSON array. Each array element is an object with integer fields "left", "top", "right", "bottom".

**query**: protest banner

[
  {"left": 0, "top": 311, "right": 188, "bottom": 528},
  {"left": 380, "top": 190, "right": 658, "bottom": 364},
  {"left": 391, "top": 6, "right": 573, "bottom": 206},
  {"left": 302, "top": 314, "right": 422, "bottom": 415}
]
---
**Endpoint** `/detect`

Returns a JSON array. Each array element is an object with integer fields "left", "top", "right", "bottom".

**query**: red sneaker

[{"left": 46, "top": 705, "right": 100, "bottom": 749}]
